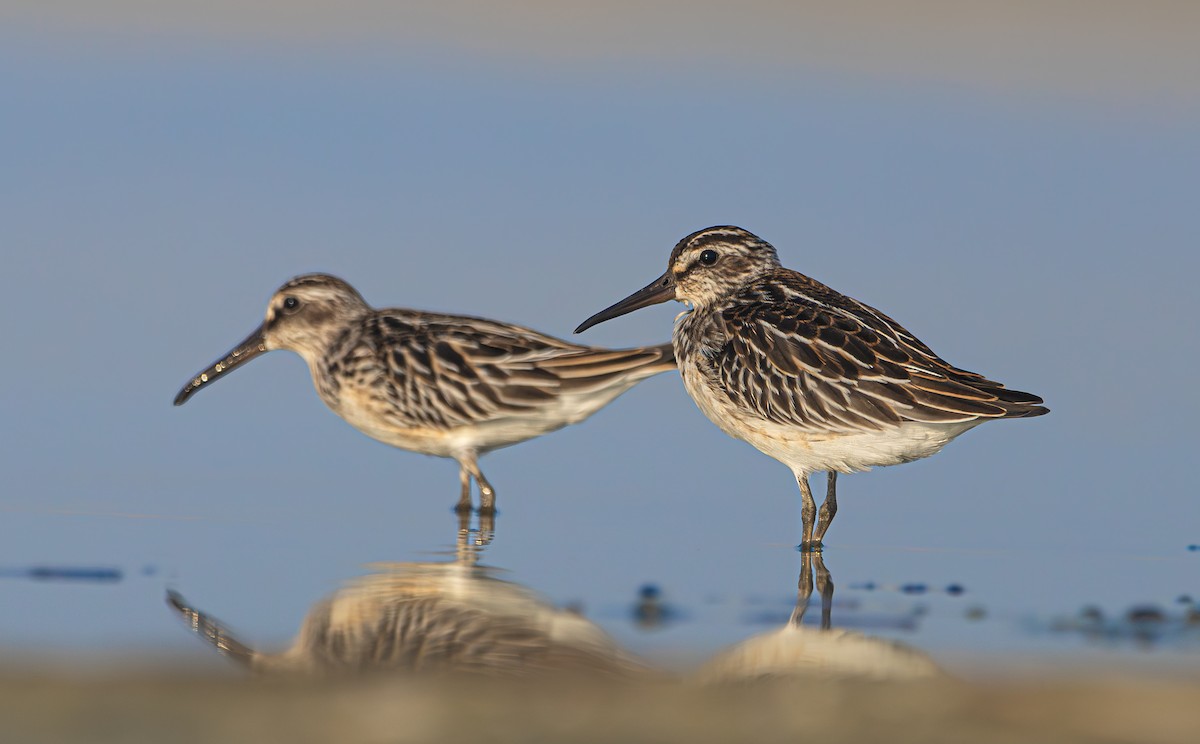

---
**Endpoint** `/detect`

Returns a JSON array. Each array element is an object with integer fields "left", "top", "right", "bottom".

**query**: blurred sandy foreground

[{"left": 3, "top": 664, "right": 1199, "bottom": 744}]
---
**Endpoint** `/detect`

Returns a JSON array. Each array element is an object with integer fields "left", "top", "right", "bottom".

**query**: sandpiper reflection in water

[
  {"left": 168, "top": 527, "right": 647, "bottom": 679},
  {"left": 577, "top": 226, "right": 1047, "bottom": 549},
  {"left": 174, "top": 273, "right": 675, "bottom": 514},
  {"left": 696, "top": 552, "right": 941, "bottom": 682}
]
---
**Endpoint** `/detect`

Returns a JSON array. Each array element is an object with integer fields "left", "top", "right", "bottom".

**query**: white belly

[
  {"left": 679, "top": 358, "right": 981, "bottom": 476},
  {"left": 316, "top": 366, "right": 650, "bottom": 460}
]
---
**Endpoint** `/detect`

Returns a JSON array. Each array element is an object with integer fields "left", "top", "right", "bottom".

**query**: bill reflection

[
  {"left": 168, "top": 523, "right": 646, "bottom": 679},
  {"left": 168, "top": 518, "right": 940, "bottom": 682}
]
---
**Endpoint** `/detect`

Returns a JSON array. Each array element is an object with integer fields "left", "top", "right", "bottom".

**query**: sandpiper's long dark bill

[
  {"left": 574, "top": 272, "right": 676, "bottom": 334},
  {"left": 576, "top": 226, "right": 1047, "bottom": 551},
  {"left": 168, "top": 558, "right": 648, "bottom": 677},
  {"left": 173, "top": 273, "right": 675, "bottom": 514},
  {"left": 173, "top": 326, "right": 267, "bottom": 406}
]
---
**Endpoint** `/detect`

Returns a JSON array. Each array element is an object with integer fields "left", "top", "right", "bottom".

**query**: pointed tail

[{"left": 648, "top": 342, "right": 676, "bottom": 370}]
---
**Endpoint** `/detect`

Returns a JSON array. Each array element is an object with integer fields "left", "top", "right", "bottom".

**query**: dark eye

[
  {"left": 699, "top": 249, "right": 718, "bottom": 266},
  {"left": 283, "top": 297, "right": 300, "bottom": 311}
]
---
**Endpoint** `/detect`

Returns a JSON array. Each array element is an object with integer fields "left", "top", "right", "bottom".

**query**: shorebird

[
  {"left": 576, "top": 226, "right": 1047, "bottom": 550},
  {"left": 174, "top": 273, "right": 674, "bottom": 513},
  {"left": 695, "top": 552, "right": 941, "bottom": 682},
  {"left": 168, "top": 538, "right": 648, "bottom": 677}
]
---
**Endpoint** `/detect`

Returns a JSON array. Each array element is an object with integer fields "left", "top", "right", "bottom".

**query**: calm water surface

[{"left": 4, "top": 489, "right": 1196, "bottom": 676}]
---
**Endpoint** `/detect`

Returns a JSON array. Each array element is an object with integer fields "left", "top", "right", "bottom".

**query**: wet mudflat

[{"left": 3, "top": 665, "right": 1199, "bottom": 744}]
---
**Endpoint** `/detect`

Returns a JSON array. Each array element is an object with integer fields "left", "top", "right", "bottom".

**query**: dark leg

[
  {"left": 790, "top": 551, "right": 814, "bottom": 626},
  {"left": 455, "top": 510, "right": 494, "bottom": 556},
  {"left": 455, "top": 506, "right": 472, "bottom": 551},
  {"left": 455, "top": 508, "right": 494, "bottom": 556},
  {"left": 813, "top": 552, "right": 834, "bottom": 630},
  {"left": 812, "top": 471, "right": 838, "bottom": 548},
  {"left": 456, "top": 454, "right": 496, "bottom": 546},
  {"left": 475, "top": 470, "right": 496, "bottom": 515},
  {"left": 475, "top": 509, "right": 495, "bottom": 548},
  {"left": 455, "top": 464, "right": 473, "bottom": 514},
  {"left": 460, "top": 453, "right": 496, "bottom": 514},
  {"left": 797, "top": 473, "right": 817, "bottom": 552}
]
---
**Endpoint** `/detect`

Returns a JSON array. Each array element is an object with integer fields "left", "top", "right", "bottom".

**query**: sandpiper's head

[
  {"left": 173, "top": 273, "right": 369, "bottom": 406},
  {"left": 574, "top": 226, "right": 780, "bottom": 333},
  {"left": 666, "top": 227, "right": 781, "bottom": 306},
  {"left": 261, "top": 274, "right": 370, "bottom": 355}
]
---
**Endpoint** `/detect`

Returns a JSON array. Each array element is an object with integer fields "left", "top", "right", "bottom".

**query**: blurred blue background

[{"left": 2, "top": 2, "right": 1197, "bottom": 666}]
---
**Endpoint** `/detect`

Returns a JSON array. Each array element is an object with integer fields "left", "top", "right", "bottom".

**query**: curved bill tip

[
  {"left": 574, "top": 272, "right": 676, "bottom": 334},
  {"left": 173, "top": 326, "right": 267, "bottom": 406}
]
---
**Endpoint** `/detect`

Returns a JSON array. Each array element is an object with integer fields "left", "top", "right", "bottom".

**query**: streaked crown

[
  {"left": 263, "top": 273, "right": 370, "bottom": 357},
  {"left": 668, "top": 226, "right": 781, "bottom": 307}
]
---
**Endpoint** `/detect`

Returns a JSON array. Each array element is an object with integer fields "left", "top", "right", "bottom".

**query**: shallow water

[{"left": 4, "top": 492, "right": 1196, "bottom": 678}]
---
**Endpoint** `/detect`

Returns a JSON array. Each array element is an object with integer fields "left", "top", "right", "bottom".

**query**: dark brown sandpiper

[{"left": 576, "top": 226, "right": 1047, "bottom": 550}]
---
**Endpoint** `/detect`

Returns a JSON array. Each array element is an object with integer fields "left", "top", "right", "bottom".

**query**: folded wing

[
  {"left": 710, "top": 276, "right": 1047, "bottom": 433},
  {"left": 331, "top": 312, "right": 674, "bottom": 429}
]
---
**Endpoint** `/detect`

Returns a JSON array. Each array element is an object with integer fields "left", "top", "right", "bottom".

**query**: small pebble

[
  {"left": 1078, "top": 605, "right": 1104, "bottom": 623},
  {"left": 1126, "top": 605, "right": 1165, "bottom": 624},
  {"left": 27, "top": 566, "right": 123, "bottom": 583},
  {"left": 633, "top": 583, "right": 672, "bottom": 629}
]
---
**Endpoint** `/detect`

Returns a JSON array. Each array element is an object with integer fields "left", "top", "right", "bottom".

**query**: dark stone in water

[
  {"left": 1125, "top": 605, "right": 1166, "bottom": 624},
  {"left": 634, "top": 583, "right": 680, "bottom": 630},
  {"left": 27, "top": 566, "right": 123, "bottom": 583},
  {"left": 964, "top": 605, "right": 987, "bottom": 621}
]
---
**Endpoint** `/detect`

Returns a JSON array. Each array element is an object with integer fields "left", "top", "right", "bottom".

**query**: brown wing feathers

[
  {"left": 713, "top": 272, "right": 1047, "bottom": 431},
  {"left": 335, "top": 314, "right": 673, "bottom": 429}
]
